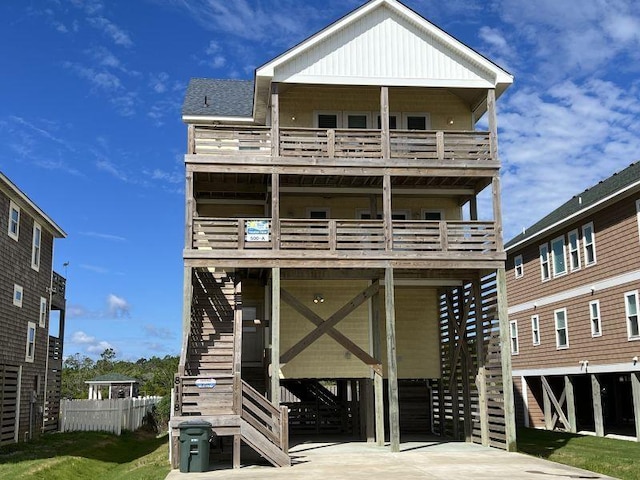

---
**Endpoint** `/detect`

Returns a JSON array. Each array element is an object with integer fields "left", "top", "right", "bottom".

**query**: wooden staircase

[{"left": 173, "top": 268, "right": 289, "bottom": 468}]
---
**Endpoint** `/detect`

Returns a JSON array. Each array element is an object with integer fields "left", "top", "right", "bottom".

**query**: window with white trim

[
  {"left": 314, "top": 111, "right": 341, "bottom": 128},
  {"left": 8, "top": 201, "right": 20, "bottom": 241},
  {"left": 376, "top": 113, "right": 399, "bottom": 130},
  {"left": 31, "top": 221, "right": 42, "bottom": 271},
  {"left": 13, "top": 284, "right": 23, "bottom": 307},
  {"left": 422, "top": 210, "right": 444, "bottom": 221},
  {"left": 624, "top": 290, "right": 639, "bottom": 340},
  {"left": 343, "top": 112, "right": 370, "bottom": 129},
  {"left": 509, "top": 320, "right": 519, "bottom": 354},
  {"left": 568, "top": 229, "right": 581, "bottom": 271},
  {"left": 26, "top": 322, "right": 36, "bottom": 363},
  {"left": 555, "top": 308, "right": 569, "bottom": 349},
  {"left": 551, "top": 236, "right": 566, "bottom": 277},
  {"left": 514, "top": 255, "right": 524, "bottom": 278},
  {"left": 539, "top": 244, "right": 550, "bottom": 281},
  {"left": 589, "top": 300, "right": 602, "bottom": 337},
  {"left": 40, "top": 297, "right": 48, "bottom": 328},
  {"left": 582, "top": 222, "right": 596, "bottom": 265},
  {"left": 531, "top": 315, "right": 540, "bottom": 346},
  {"left": 402, "top": 113, "right": 430, "bottom": 130},
  {"left": 307, "top": 208, "right": 329, "bottom": 219}
]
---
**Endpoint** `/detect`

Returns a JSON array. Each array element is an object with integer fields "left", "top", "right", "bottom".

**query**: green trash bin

[{"left": 178, "top": 420, "right": 213, "bottom": 473}]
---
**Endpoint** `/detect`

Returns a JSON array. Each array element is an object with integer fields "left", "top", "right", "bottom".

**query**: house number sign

[
  {"left": 245, "top": 220, "right": 270, "bottom": 242},
  {"left": 195, "top": 379, "right": 217, "bottom": 389}
]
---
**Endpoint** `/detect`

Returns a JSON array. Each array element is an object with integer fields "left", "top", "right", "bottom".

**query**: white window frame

[
  {"left": 554, "top": 308, "right": 569, "bottom": 349},
  {"left": 531, "top": 315, "right": 540, "bottom": 346},
  {"left": 356, "top": 209, "right": 410, "bottom": 220},
  {"left": 636, "top": 199, "right": 640, "bottom": 242},
  {"left": 582, "top": 222, "right": 596, "bottom": 266},
  {"left": 539, "top": 244, "right": 550, "bottom": 281},
  {"left": 402, "top": 112, "right": 431, "bottom": 130},
  {"left": 40, "top": 297, "right": 48, "bottom": 328},
  {"left": 514, "top": 255, "right": 524, "bottom": 279},
  {"left": 13, "top": 284, "right": 23, "bottom": 307},
  {"left": 306, "top": 207, "right": 330, "bottom": 219},
  {"left": 589, "top": 300, "right": 602, "bottom": 337},
  {"left": 25, "top": 321, "right": 36, "bottom": 363},
  {"left": 551, "top": 235, "right": 567, "bottom": 277},
  {"left": 568, "top": 229, "right": 581, "bottom": 271},
  {"left": 375, "top": 112, "right": 400, "bottom": 130},
  {"left": 31, "top": 221, "right": 42, "bottom": 271},
  {"left": 343, "top": 111, "right": 371, "bottom": 129},
  {"left": 8, "top": 200, "right": 20, "bottom": 241},
  {"left": 314, "top": 110, "right": 342, "bottom": 128},
  {"left": 509, "top": 320, "right": 519, "bottom": 355},
  {"left": 421, "top": 209, "right": 444, "bottom": 221},
  {"left": 624, "top": 290, "right": 640, "bottom": 340}
]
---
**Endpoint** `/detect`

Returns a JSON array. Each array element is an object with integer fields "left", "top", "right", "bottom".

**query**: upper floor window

[
  {"left": 40, "top": 297, "right": 48, "bottom": 328},
  {"left": 422, "top": 210, "right": 443, "bottom": 221},
  {"left": 13, "top": 284, "right": 23, "bottom": 307},
  {"left": 509, "top": 320, "right": 519, "bottom": 355},
  {"left": 539, "top": 244, "right": 550, "bottom": 281},
  {"left": 8, "top": 201, "right": 20, "bottom": 241},
  {"left": 624, "top": 290, "right": 639, "bottom": 340},
  {"left": 514, "top": 255, "right": 524, "bottom": 278},
  {"left": 582, "top": 222, "right": 596, "bottom": 266},
  {"left": 568, "top": 229, "right": 581, "bottom": 271},
  {"left": 551, "top": 236, "right": 566, "bottom": 277},
  {"left": 25, "top": 322, "right": 36, "bottom": 363},
  {"left": 315, "top": 111, "right": 340, "bottom": 129},
  {"left": 555, "top": 308, "right": 569, "bottom": 349},
  {"left": 31, "top": 222, "right": 42, "bottom": 271},
  {"left": 307, "top": 208, "right": 329, "bottom": 219},
  {"left": 376, "top": 113, "right": 399, "bottom": 130},
  {"left": 402, "top": 113, "right": 430, "bottom": 130},
  {"left": 343, "top": 112, "right": 370, "bottom": 129},
  {"left": 589, "top": 300, "right": 602, "bottom": 337},
  {"left": 531, "top": 315, "right": 540, "bottom": 346}
]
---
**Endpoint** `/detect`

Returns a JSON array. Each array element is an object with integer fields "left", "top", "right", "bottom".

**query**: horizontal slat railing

[
  {"left": 175, "top": 374, "right": 236, "bottom": 416},
  {"left": 192, "top": 218, "right": 497, "bottom": 254},
  {"left": 241, "top": 379, "right": 288, "bottom": 451},
  {"left": 192, "top": 125, "right": 492, "bottom": 162}
]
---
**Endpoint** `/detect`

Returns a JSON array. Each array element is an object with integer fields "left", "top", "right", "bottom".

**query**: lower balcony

[{"left": 184, "top": 218, "right": 504, "bottom": 269}]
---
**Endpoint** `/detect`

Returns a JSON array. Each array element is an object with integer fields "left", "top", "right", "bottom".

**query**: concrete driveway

[{"left": 165, "top": 437, "right": 615, "bottom": 480}]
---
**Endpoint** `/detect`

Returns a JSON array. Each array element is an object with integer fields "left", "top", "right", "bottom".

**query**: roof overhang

[{"left": 182, "top": 115, "right": 255, "bottom": 125}]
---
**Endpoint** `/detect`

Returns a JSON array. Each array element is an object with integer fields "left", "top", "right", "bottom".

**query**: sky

[{"left": 1, "top": 0, "right": 639, "bottom": 361}]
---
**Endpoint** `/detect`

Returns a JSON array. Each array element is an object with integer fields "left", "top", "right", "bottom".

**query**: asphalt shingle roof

[
  {"left": 182, "top": 78, "right": 254, "bottom": 117},
  {"left": 505, "top": 161, "right": 640, "bottom": 249}
]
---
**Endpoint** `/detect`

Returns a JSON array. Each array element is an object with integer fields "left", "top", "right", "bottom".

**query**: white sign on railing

[{"left": 245, "top": 220, "right": 270, "bottom": 242}]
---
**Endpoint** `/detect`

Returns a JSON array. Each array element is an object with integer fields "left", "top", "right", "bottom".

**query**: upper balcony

[
  {"left": 186, "top": 125, "right": 497, "bottom": 176},
  {"left": 51, "top": 271, "right": 66, "bottom": 310}
]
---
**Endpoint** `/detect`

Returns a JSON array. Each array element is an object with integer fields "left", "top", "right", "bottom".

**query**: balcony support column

[
  {"left": 271, "top": 83, "right": 279, "bottom": 157},
  {"left": 385, "top": 267, "right": 400, "bottom": 452},
  {"left": 380, "top": 86, "right": 390, "bottom": 158},
  {"left": 272, "top": 173, "right": 280, "bottom": 249},
  {"left": 371, "top": 283, "right": 384, "bottom": 446},
  {"left": 270, "top": 267, "right": 281, "bottom": 405},
  {"left": 383, "top": 174, "right": 392, "bottom": 251}
]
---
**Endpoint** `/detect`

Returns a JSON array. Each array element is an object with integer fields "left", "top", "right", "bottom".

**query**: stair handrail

[{"left": 241, "top": 379, "right": 289, "bottom": 452}]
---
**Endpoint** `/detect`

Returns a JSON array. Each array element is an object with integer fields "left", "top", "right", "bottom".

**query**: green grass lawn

[
  {"left": 518, "top": 427, "right": 640, "bottom": 480},
  {"left": 0, "top": 430, "right": 170, "bottom": 480}
]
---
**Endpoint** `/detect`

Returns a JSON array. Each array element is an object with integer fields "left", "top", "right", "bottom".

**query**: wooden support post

[
  {"left": 447, "top": 291, "right": 460, "bottom": 440},
  {"left": 436, "top": 131, "right": 444, "bottom": 160},
  {"left": 371, "top": 286, "right": 385, "bottom": 445},
  {"left": 496, "top": 268, "right": 517, "bottom": 451},
  {"left": 270, "top": 267, "right": 281, "bottom": 405},
  {"left": 631, "top": 372, "right": 640, "bottom": 442},
  {"left": 364, "top": 378, "right": 375, "bottom": 442},
  {"left": 380, "top": 86, "right": 390, "bottom": 159},
  {"left": 474, "top": 275, "right": 489, "bottom": 446},
  {"left": 383, "top": 175, "right": 393, "bottom": 251},
  {"left": 461, "top": 340, "right": 472, "bottom": 442},
  {"left": 233, "top": 434, "right": 241, "bottom": 469},
  {"left": 271, "top": 173, "right": 280, "bottom": 250},
  {"left": 492, "top": 175, "right": 504, "bottom": 252},
  {"left": 185, "top": 170, "right": 194, "bottom": 248},
  {"left": 327, "top": 129, "right": 335, "bottom": 157},
  {"left": 187, "top": 124, "right": 195, "bottom": 154},
  {"left": 385, "top": 267, "right": 400, "bottom": 452},
  {"left": 542, "top": 376, "right": 552, "bottom": 430},
  {"left": 233, "top": 278, "right": 243, "bottom": 414},
  {"left": 271, "top": 83, "right": 279, "bottom": 157},
  {"left": 591, "top": 373, "right": 604, "bottom": 437},
  {"left": 180, "top": 266, "right": 193, "bottom": 374},
  {"left": 487, "top": 89, "right": 499, "bottom": 162},
  {"left": 564, "top": 375, "right": 577, "bottom": 433}
]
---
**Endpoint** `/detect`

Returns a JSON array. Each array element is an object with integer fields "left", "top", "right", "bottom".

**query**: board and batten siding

[
  {"left": 0, "top": 189, "right": 55, "bottom": 442},
  {"left": 507, "top": 194, "right": 640, "bottom": 307}
]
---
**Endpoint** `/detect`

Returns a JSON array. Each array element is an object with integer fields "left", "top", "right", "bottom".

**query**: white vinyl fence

[{"left": 60, "top": 396, "right": 161, "bottom": 435}]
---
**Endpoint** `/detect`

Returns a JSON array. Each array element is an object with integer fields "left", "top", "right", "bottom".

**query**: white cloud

[
  {"left": 87, "top": 341, "right": 115, "bottom": 354},
  {"left": 72, "top": 331, "right": 96, "bottom": 344},
  {"left": 87, "top": 16, "right": 133, "bottom": 47},
  {"left": 79, "top": 231, "right": 127, "bottom": 242},
  {"left": 96, "top": 159, "right": 128, "bottom": 181},
  {"left": 107, "top": 294, "right": 131, "bottom": 318},
  {"left": 79, "top": 264, "right": 110, "bottom": 274},
  {"left": 143, "top": 324, "right": 174, "bottom": 340}
]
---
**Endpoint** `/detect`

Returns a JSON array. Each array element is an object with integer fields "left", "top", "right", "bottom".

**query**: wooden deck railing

[
  {"left": 192, "top": 125, "right": 492, "bottom": 162},
  {"left": 241, "top": 379, "right": 288, "bottom": 452},
  {"left": 192, "top": 218, "right": 497, "bottom": 254}
]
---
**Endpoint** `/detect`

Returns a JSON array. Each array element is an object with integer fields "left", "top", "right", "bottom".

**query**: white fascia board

[
  {"left": 0, "top": 172, "right": 66, "bottom": 238},
  {"left": 513, "top": 363, "right": 640, "bottom": 377},
  {"left": 271, "top": 74, "right": 495, "bottom": 89},
  {"left": 506, "top": 179, "right": 640, "bottom": 252},
  {"left": 182, "top": 115, "right": 255, "bottom": 124}
]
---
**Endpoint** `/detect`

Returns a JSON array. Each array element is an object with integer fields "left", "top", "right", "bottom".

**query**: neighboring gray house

[{"left": 0, "top": 172, "right": 66, "bottom": 444}]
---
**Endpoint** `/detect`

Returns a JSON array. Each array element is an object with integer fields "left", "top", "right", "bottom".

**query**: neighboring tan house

[
  {"left": 172, "top": 0, "right": 516, "bottom": 469},
  {"left": 506, "top": 161, "right": 640, "bottom": 441},
  {"left": 0, "top": 172, "right": 66, "bottom": 445}
]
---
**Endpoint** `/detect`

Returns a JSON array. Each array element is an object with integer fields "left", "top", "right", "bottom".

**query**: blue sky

[{"left": 1, "top": 0, "right": 639, "bottom": 361}]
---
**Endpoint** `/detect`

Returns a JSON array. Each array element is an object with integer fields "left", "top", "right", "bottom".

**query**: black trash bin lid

[{"left": 178, "top": 420, "right": 212, "bottom": 428}]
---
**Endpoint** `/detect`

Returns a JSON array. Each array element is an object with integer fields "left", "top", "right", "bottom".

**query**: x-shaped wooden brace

[
  {"left": 279, "top": 283, "right": 382, "bottom": 375},
  {"left": 541, "top": 376, "right": 571, "bottom": 430},
  {"left": 447, "top": 287, "right": 472, "bottom": 393}
]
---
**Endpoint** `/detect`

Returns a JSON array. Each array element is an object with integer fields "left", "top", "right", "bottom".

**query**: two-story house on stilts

[{"left": 171, "top": 0, "right": 516, "bottom": 468}]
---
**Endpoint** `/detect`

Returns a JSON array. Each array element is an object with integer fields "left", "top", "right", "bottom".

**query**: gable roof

[
  {"left": 505, "top": 161, "right": 640, "bottom": 251},
  {"left": 182, "top": 78, "right": 254, "bottom": 118},
  {"left": 0, "top": 172, "right": 66, "bottom": 238}
]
